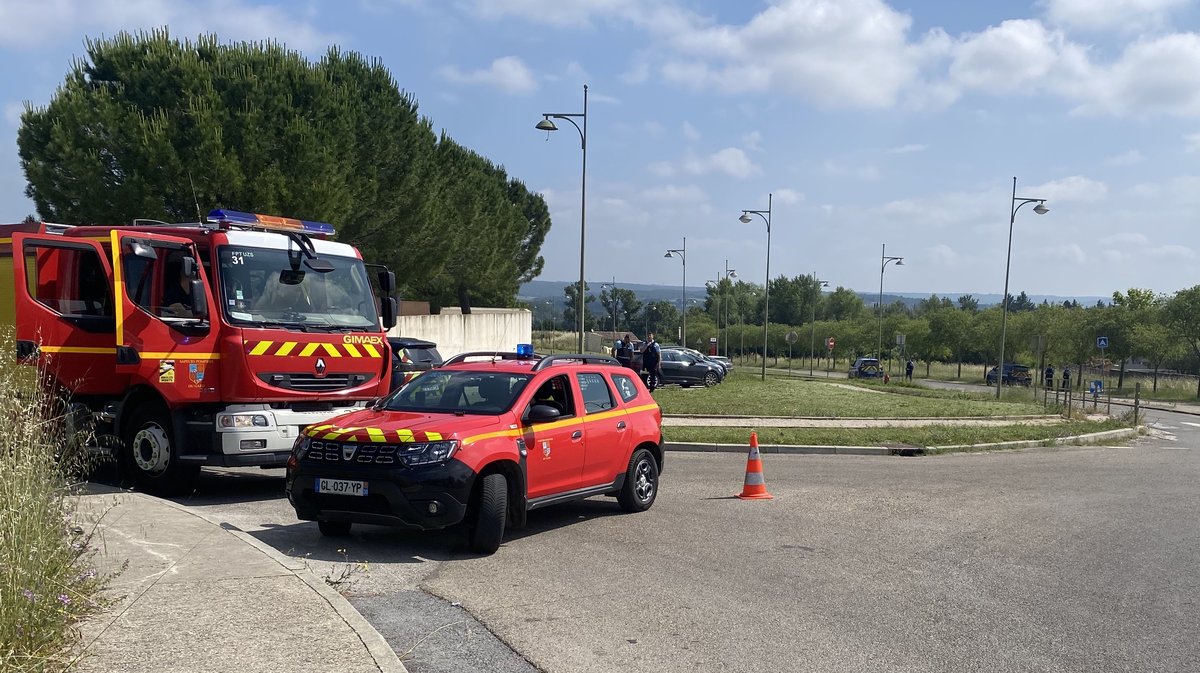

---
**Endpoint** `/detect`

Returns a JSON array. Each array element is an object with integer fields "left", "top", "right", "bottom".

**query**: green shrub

[{"left": 0, "top": 340, "right": 109, "bottom": 672}]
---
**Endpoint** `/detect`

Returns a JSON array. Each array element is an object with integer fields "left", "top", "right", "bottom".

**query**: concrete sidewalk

[{"left": 73, "top": 489, "right": 406, "bottom": 673}]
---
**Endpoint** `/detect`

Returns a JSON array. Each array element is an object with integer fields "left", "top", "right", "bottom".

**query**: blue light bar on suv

[{"left": 207, "top": 209, "right": 336, "bottom": 237}]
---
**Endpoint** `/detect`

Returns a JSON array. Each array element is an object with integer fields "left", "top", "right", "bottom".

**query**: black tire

[
  {"left": 703, "top": 371, "right": 720, "bottom": 387},
  {"left": 318, "top": 520, "right": 352, "bottom": 536},
  {"left": 121, "top": 404, "right": 199, "bottom": 496},
  {"left": 469, "top": 473, "right": 507, "bottom": 554},
  {"left": 618, "top": 448, "right": 659, "bottom": 513}
]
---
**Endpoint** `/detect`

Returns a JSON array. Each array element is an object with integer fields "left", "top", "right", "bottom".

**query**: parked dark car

[
  {"left": 663, "top": 346, "right": 733, "bottom": 375},
  {"left": 848, "top": 357, "right": 882, "bottom": 379},
  {"left": 986, "top": 363, "right": 1032, "bottom": 386},
  {"left": 658, "top": 348, "right": 726, "bottom": 387},
  {"left": 388, "top": 337, "right": 443, "bottom": 392}
]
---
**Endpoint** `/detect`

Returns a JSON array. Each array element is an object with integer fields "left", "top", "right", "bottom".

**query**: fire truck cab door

[
  {"left": 10, "top": 233, "right": 121, "bottom": 395},
  {"left": 112, "top": 231, "right": 220, "bottom": 403}
]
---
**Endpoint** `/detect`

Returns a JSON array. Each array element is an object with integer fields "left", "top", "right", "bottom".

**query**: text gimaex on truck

[{"left": 0, "top": 209, "right": 398, "bottom": 494}]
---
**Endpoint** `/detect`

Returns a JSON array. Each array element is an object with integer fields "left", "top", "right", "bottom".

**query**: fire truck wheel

[{"left": 122, "top": 406, "right": 199, "bottom": 495}]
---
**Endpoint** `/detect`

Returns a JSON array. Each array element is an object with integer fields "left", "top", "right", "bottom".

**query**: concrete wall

[{"left": 388, "top": 308, "right": 532, "bottom": 358}]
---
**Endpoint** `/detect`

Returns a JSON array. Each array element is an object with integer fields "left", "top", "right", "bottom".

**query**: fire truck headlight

[{"left": 218, "top": 413, "right": 271, "bottom": 429}]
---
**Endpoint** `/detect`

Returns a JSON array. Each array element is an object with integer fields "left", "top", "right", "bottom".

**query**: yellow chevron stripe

[
  {"left": 343, "top": 343, "right": 362, "bottom": 358},
  {"left": 249, "top": 341, "right": 273, "bottom": 356},
  {"left": 396, "top": 429, "right": 415, "bottom": 443},
  {"left": 322, "top": 431, "right": 344, "bottom": 440},
  {"left": 275, "top": 341, "right": 298, "bottom": 356},
  {"left": 299, "top": 343, "right": 320, "bottom": 357},
  {"left": 363, "top": 344, "right": 381, "bottom": 358},
  {"left": 366, "top": 428, "right": 386, "bottom": 442},
  {"left": 322, "top": 343, "right": 341, "bottom": 358},
  {"left": 426, "top": 431, "right": 442, "bottom": 441}
]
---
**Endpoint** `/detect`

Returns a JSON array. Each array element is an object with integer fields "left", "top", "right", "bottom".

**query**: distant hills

[{"left": 519, "top": 279, "right": 1107, "bottom": 309}]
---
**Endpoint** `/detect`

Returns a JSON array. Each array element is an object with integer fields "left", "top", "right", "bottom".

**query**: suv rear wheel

[{"left": 618, "top": 449, "right": 659, "bottom": 513}]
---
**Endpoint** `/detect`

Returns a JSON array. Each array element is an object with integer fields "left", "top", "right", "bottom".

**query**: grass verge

[
  {"left": 654, "top": 375, "right": 1046, "bottom": 418},
  {"left": 664, "top": 418, "right": 1127, "bottom": 449},
  {"left": 1, "top": 341, "right": 109, "bottom": 672}
]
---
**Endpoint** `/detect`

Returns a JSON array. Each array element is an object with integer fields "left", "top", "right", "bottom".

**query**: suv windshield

[
  {"left": 218, "top": 245, "right": 378, "bottom": 330},
  {"left": 385, "top": 371, "right": 533, "bottom": 414}
]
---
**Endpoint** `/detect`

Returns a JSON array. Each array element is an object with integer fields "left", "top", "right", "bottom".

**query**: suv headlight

[
  {"left": 292, "top": 435, "right": 312, "bottom": 458},
  {"left": 399, "top": 440, "right": 459, "bottom": 467}
]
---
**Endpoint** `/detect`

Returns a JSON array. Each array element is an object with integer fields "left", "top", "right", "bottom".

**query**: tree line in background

[
  {"left": 17, "top": 30, "right": 550, "bottom": 311},
  {"left": 541, "top": 279, "right": 1200, "bottom": 396}
]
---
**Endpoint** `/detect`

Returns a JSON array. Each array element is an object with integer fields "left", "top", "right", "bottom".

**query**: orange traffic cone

[{"left": 736, "top": 432, "right": 774, "bottom": 500}]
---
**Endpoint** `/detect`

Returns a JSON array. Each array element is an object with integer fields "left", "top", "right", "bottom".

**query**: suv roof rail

[
  {"left": 441, "top": 351, "right": 538, "bottom": 366},
  {"left": 532, "top": 354, "right": 621, "bottom": 371}
]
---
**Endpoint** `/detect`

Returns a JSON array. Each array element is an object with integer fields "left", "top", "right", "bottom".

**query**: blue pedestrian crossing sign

[{"left": 1096, "top": 336, "right": 1109, "bottom": 349}]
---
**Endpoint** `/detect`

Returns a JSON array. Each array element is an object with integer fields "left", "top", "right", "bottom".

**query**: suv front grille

[
  {"left": 258, "top": 372, "right": 375, "bottom": 392},
  {"left": 304, "top": 440, "right": 398, "bottom": 465}
]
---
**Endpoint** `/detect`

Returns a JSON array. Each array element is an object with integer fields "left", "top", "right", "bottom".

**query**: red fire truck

[{"left": 0, "top": 209, "right": 397, "bottom": 494}]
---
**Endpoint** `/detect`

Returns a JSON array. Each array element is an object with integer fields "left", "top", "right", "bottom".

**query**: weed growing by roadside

[
  {"left": 303, "top": 548, "right": 370, "bottom": 595},
  {"left": 0, "top": 335, "right": 110, "bottom": 672}
]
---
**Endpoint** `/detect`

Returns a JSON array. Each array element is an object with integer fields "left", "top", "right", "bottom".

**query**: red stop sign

[{"left": 826, "top": 337, "right": 835, "bottom": 349}]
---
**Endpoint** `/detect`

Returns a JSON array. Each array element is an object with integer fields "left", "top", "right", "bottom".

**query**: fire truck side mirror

[
  {"left": 190, "top": 279, "right": 208, "bottom": 318},
  {"left": 129, "top": 240, "right": 158, "bottom": 260},
  {"left": 381, "top": 297, "right": 397, "bottom": 330},
  {"left": 181, "top": 256, "right": 198, "bottom": 278},
  {"left": 378, "top": 269, "right": 396, "bottom": 294}
]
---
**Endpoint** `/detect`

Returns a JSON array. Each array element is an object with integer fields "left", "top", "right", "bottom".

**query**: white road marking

[{"left": 1181, "top": 422, "right": 1200, "bottom": 428}]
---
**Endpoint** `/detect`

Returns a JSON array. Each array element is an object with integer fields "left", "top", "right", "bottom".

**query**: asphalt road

[{"left": 160, "top": 406, "right": 1200, "bottom": 673}]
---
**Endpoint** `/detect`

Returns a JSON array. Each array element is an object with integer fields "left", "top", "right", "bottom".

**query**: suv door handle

[
  {"left": 571, "top": 430, "right": 582, "bottom": 439},
  {"left": 616, "top": 421, "right": 626, "bottom": 429}
]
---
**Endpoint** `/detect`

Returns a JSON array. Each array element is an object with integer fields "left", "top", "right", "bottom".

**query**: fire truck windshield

[{"left": 218, "top": 246, "right": 379, "bottom": 331}]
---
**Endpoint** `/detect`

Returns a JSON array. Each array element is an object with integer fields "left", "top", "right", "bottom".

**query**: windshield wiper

[{"left": 241, "top": 320, "right": 310, "bottom": 332}]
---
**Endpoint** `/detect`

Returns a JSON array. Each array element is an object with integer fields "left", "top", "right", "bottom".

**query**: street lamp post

[
  {"left": 665, "top": 238, "right": 686, "bottom": 348},
  {"left": 723, "top": 263, "right": 736, "bottom": 358},
  {"left": 740, "top": 194, "right": 773, "bottom": 381},
  {"left": 536, "top": 84, "right": 588, "bottom": 353},
  {"left": 810, "top": 276, "right": 829, "bottom": 376},
  {"left": 996, "top": 176, "right": 1049, "bottom": 399},
  {"left": 878, "top": 244, "right": 904, "bottom": 362}
]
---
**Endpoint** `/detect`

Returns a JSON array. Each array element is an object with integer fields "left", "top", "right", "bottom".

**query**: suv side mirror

[{"left": 527, "top": 403, "right": 561, "bottom": 423}]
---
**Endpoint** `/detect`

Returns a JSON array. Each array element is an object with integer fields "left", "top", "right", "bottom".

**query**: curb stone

[
  {"left": 145, "top": 494, "right": 408, "bottom": 673},
  {"left": 665, "top": 426, "right": 1142, "bottom": 458}
]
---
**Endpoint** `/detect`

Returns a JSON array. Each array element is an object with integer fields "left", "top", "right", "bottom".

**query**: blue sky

[{"left": 2, "top": 0, "right": 1200, "bottom": 299}]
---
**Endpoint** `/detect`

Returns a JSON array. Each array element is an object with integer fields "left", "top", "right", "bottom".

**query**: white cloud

[
  {"left": 1068, "top": 33, "right": 1200, "bottom": 117},
  {"left": 682, "top": 121, "right": 700, "bottom": 141},
  {"left": 1185, "top": 133, "right": 1200, "bottom": 152},
  {"left": 1035, "top": 243, "right": 1087, "bottom": 264},
  {"left": 1103, "top": 150, "right": 1145, "bottom": 166},
  {"left": 683, "top": 147, "right": 759, "bottom": 179},
  {"left": 773, "top": 189, "right": 805, "bottom": 205},
  {"left": 639, "top": 184, "right": 708, "bottom": 203},
  {"left": 888, "top": 143, "right": 927, "bottom": 154},
  {"left": 1148, "top": 244, "right": 1196, "bottom": 259},
  {"left": 3, "top": 102, "right": 24, "bottom": 127},
  {"left": 660, "top": 0, "right": 926, "bottom": 108},
  {"left": 0, "top": 0, "right": 337, "bottom": 52},
  {"left": 1040, "top": 0, "right": 1191, "bottom": 32},
  {"left": 930, "top": 244, "right": 962, "bottom": 266},
  {"left": 823, "top": 160, "right": 881, "bottom": 181},
  {"left": 1100, "top": 232, "right": 1149, "bottom": 246},
  {"left": 1028, "top": 176, "right": 1108, "bottom": 203},
  {"left": 463, "top": 0, "right": 637, "bottom": 27},
  {"left": 646, "top": 161, "right": 674, "bottom": 178},
  {"left": 439, "top": 56, "right": 538, "bottom": 93},
  {"left": 742, "top": 131, "right": 763, "bottom": 152}
]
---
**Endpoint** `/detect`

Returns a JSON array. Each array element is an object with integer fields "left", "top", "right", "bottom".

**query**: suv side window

[
  {"left": 576, "top": 372, "right": 615, "bottom": 413},
  {"left": 528, "top": 374, "right": 576, "bottom": 418},
  {"left": 612, "top": 374, "right": 639, "bottom": 403}
]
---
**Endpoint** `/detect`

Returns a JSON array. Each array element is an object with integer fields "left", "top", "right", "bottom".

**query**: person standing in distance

[{"left": 642, "top": 332, "right": 663, "bottom": 392}]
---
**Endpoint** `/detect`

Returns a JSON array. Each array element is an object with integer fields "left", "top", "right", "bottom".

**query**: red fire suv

[{"left": 286, "top": 350, "right": 664, "bottom": 554}]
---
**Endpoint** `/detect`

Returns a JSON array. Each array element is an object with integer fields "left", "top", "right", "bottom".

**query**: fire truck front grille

[{"left": 257, "top": 372, "right": 375, "bottom": 392}]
